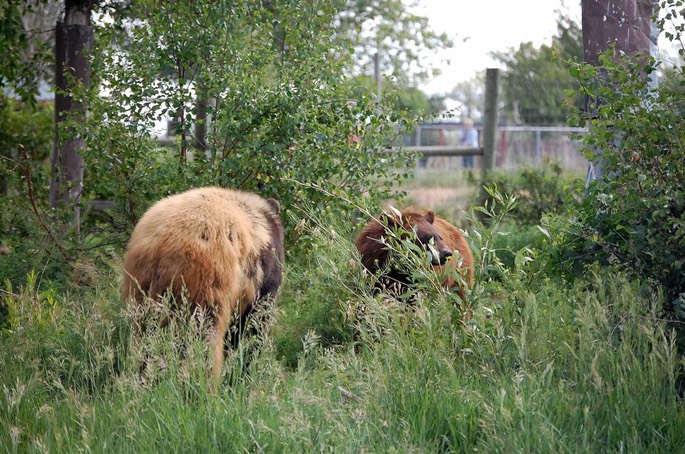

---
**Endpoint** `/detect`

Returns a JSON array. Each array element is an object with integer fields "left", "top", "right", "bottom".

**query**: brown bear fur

[
  {"left": 122, "top": 187, "right": 284, "bottom": 385},
  {"left": 355, "top": 208, "right": 474, "bottom": 297}
]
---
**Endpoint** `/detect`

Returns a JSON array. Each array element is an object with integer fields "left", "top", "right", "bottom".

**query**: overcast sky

[{"left": 413, "top": 0, "right": 582, "bottom": 95}]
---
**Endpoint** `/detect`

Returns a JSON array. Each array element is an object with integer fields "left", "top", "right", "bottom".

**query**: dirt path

[{"left": 403, "top": 186, "right": 476, "bottom": 223}]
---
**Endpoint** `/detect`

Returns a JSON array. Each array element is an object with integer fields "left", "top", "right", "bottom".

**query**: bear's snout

[{"left": 434, "top": 249, "right": 452, "bottom": 265}]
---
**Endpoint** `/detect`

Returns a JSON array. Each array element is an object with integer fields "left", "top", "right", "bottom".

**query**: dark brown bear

[
  {"left": 355, "top": 208, "right": 474, "bottom": 297},
  {"left": 122, "top": 187, "right": 285, "bottom": 386}
]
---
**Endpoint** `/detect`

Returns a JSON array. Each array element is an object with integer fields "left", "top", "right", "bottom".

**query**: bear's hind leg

[{"left": 208, "top": 302, "right": 232, "bottom": 391}]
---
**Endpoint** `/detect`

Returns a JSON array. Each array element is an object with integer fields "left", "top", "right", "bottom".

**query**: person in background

[{"left": 460, "top": 118, "right": 478, "bottom": 169}]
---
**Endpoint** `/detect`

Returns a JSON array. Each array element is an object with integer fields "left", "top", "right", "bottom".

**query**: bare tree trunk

[
  {"left": 49, "top": 0, "right": 93, "bottom": 233},
  {"left": 582, "top": 0, "right": 657, "bottom": 67},
  {"left": 582, "top": 0, "right": 658, "bottom": 185},
  {"left": 194, "top": 90, "right": 208, "bottom": 151},
  {"left": 374, "top": 52, "right": 382, "bottom": 99}
]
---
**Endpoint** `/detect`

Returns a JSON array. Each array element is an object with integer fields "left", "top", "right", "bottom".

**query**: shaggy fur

[
  {"left": 122, "top": 187, "right": 284, "bottom": 385},
  {"left": 355, "top": 209, "right": 474, "bottom": 297}
]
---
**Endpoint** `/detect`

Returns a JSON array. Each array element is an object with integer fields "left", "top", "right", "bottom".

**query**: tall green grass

[{"left": 1, "top": 204, "right": 684, "bottom": 453}]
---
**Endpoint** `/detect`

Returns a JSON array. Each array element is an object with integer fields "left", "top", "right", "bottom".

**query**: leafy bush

[
  {"left": 0, "top": 99, "right": 59, "bottom": 289},
  {"left": 566, "top": 18, "right": 685, "bottom": 303},
  {"left": 0, "top": 98, "right": 52, "bottom": 182},
  {"left": 2, "top": 0, "right": 419, "bottom": 290},
  {"left": 469, "top": 161, "right": 583, "bottom": 226},
  {"left": 71, "top": 0, "right": 415, "bottom": 247}
]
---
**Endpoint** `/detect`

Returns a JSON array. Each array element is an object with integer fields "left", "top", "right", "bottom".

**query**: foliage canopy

[
  {"left": 333, "top": 0, "right": 452, "bottom": 87},
  {"left": 0, "top": 0, "right": 421, "bottom": 284},
  {"left": 493, "top": 14, "right": 584, "bottom": 125}
]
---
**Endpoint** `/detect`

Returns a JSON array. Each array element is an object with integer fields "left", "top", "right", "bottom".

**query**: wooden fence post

[{"left": 481, "top": 68, "right": 499, "bottom": 176}]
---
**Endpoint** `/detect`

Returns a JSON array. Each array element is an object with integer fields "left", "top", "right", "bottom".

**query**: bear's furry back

[{"left": 122, "top": 187, "right": 283, "bottom": 319}]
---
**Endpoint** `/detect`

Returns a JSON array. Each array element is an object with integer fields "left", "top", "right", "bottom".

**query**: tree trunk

[
  {"left": 582, "top": 0, "right": 657, "bottom": 67},
  {"left": 582, "top": 0, "right": 657, "bottom": 185},
  {"left": 194, "top": 93, "right": 208, "bottom": 151},
  {"left": 49, "top": 0, "right": 93, "bottom": 233}
]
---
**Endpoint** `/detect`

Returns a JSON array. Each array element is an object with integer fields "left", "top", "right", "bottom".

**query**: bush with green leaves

[
  {"left": 0, "top": 0, "right": 419, "bottom": 292},
  {"left": 469, "top": 161, "right": 583, "bottom": 227},
  {"left": 0, "top": 99, "right": 52, "bottom": 186},
  {"left": 565, "top": 6, "right": 685, "bottom": 304},
  {"left": 0, "top": 99, "right": 57, "bottom": 287},
  {"left": 71, "top": 0, "right": 415, "bottom": 245}
]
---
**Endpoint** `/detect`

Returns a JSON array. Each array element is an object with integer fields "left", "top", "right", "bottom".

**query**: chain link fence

[{"left": 411, "top": 123, "right": 588, "bottom": 173}]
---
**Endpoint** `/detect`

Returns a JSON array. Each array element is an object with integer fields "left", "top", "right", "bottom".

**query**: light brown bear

[
  {"left": 355, "top": 209, "right": 474, "bottom": 298},
  {"left": 122, "top": 187, "right": 284, "bottom": 385}
]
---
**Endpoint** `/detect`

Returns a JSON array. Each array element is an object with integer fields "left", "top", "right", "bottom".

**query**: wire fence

[{"left": 411, "top": 123, "right": 589, "bottom": 173}]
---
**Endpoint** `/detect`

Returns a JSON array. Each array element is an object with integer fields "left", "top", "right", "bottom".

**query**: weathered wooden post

[{"left": 481, "top": 68, "right": 499, "bottom": 177}]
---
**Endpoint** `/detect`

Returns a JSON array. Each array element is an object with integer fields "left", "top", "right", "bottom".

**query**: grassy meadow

[{"left": 2, "top": 167, "right": 685, "bottom": 453}]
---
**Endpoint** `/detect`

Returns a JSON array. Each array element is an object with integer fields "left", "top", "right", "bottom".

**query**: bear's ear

[
  {"left": 266, "top": 198, "right": 280, "bottom": 214},
  {"left": 425, "top": 210, "right": 435, "bottom": 224}
]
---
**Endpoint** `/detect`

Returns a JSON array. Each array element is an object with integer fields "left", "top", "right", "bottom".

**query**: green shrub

[
  {"left": 0, "top": 98, "right": 52, "bottom": 194},
  {"left": 272, "top": 205, "right": 359, "bottom": 368},
  {"left": 72, "top": 0, "right": 415, "bottom": 246},
  {"left": 0, "top": 99, "right": 59, "bottom": 292},
  {"left": 487, "top": 223, "right": 546, "bottom": 270},
  {"left": 566, "top": 14, "right": 685, "bottom": 304},
  {"left": 1, "top": 0, "right": 419, "bottom": 290},
  {"left": 469, "top": 161, "right": 583, "bottom": 227}
]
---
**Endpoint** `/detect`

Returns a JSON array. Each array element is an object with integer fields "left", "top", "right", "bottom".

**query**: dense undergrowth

[{"left": 2, "top": 187, "right": 684, "bottom": 453}]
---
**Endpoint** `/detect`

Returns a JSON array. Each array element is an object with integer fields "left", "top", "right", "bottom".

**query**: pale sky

[{"left": 414, "top": 0, "right": 582, "bottom": 95}]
